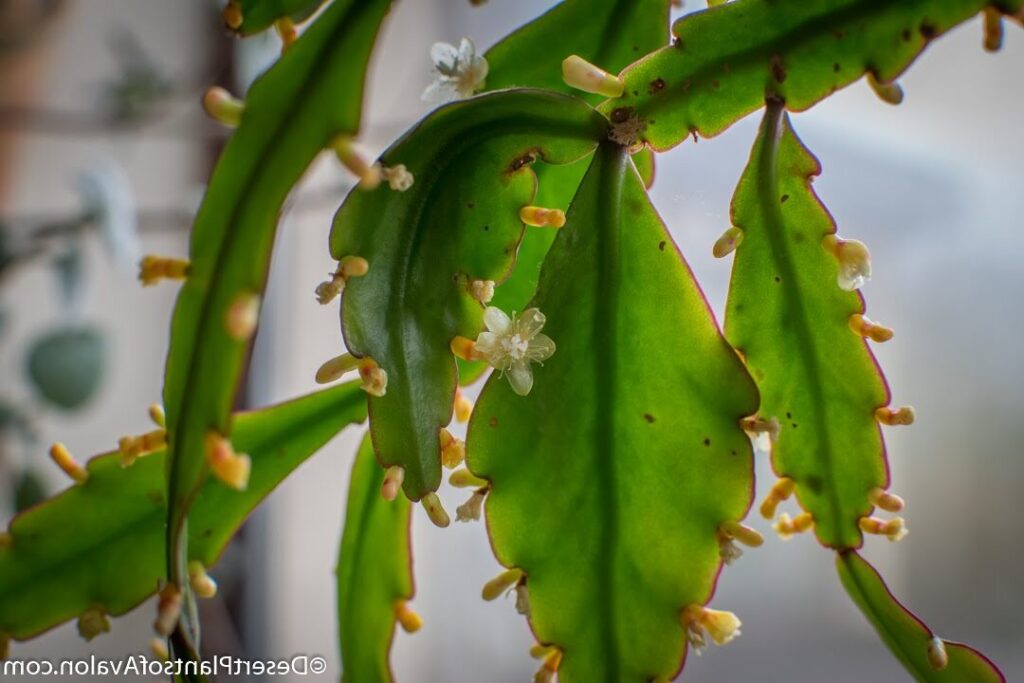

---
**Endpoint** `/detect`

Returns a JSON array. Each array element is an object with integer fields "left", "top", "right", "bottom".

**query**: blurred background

[{"left": 0, "top": 1, "right": 1021, "bottom": 681}]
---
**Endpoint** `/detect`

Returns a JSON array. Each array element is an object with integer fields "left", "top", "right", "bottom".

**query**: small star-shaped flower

[
  {"left": 421, "top": 38, "right": 488, "bottom": 105},
  {"left": 474, "top": 307, "right": 555, "bottom": 396}
]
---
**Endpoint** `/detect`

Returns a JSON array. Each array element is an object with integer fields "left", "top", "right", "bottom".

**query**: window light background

[{"left": 0, "top": 1, "right": 1020, "bottom": 681}]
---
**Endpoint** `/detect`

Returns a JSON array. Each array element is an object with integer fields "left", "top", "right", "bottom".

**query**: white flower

[
  {"left": 421, "top": 38, "right": 488, "bottom": 105},
  {"left": 474, "top": 307, "right": 555, "bottom": 396}
]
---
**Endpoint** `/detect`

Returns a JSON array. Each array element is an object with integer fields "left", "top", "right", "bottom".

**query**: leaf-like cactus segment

[
  {"left": 337, "top": 433, "right": 413, "bottom": 683},
  {"left": 480, "top": 0, "right": 667, "bottom": 311},
  {"left": 329, "top": 89, "right": 606, "bottom": 500},
  {"left": 724, "top": 104, "right": 891, "bottom": 549},
  {"left": 466, "top": 143, "right": 759, "bottom": 682},
  {"left": 485, "top": 0, "right": 671, "bottom": 104},
  {"left": 162, "top": 0, "right": 389, "bottom": 621},
  {"left": 598, "top": 0, "right": 1024, "bottom": 151},
  {"left": 837, "top": 551, "right": 1005, "bottom": 682},
  {"left": 0, "top": 383, "right": 367, "bottom": 643},
  {"left": 452, "top": 1, "right": 666, "bottom": 385},
  {"left": 233, "top": 0, "right": 327, "bottom": 36}
]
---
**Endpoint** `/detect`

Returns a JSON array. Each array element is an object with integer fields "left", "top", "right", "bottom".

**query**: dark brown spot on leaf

[
  {"left": 780, "top": 194, "right": 789, "bottom": 203},
  {"left": 919, "top": 20, "right": 937, "bottom": 39},
  {"left": 488, "top": 416, "right": 498, "bottom": 428},
  {"left": 901, "top": 28, "right": 912, "bottom": 41},
  {"left": 658, "top": 241, "right": 666, "bottom": 251},
  {"left": 703, "top": 438, "right": 711, "bottom": 446},
  {"left": 644, "top": 413, "right": 656, "bottom": 423},
  {"left": 610, "top": 107, "right": 633, "bottom": 124},
  {"left": 806, "top": 475, "right": 824, "bottom": 493},
  {"left": 649, "top": 78, "right": 666, "bottom": 95},
  {"left": 833, "top": 62, "right": 841, "bottom": 73},
  {"left": 774, "top": 276, "right": 781, "bottom": 283}
]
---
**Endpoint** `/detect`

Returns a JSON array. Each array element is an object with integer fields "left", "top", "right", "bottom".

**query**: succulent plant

[{"left": 2, "top": 0, "right": 1019, "bottom": 681}]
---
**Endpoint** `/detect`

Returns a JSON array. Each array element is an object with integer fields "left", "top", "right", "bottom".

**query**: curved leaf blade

[
  {"left": 329, "top": 89, "right": 606, "bottom": 500},
  {"left": 235, "top": 0, "right": 327, "bottom": 36},
  {"left": 0, "top": 383, "right": 367, "bottom": 642},
  {"left": 484, "top": 0, "right": 670, "bottom": 103},
  {"left": 599, "top": 0, "right": 1023, "bottom": 151},
  {"left": 466, "top": 143, "right": 759, "bottom": 682},
  {"left": 337, "top": 433, "right": 413, "bottom": 683},
  {"left": 163, "top": 0, "right": 389, "bottom": 594},
  {"left": 724, "top": 105, "right": 890, "bottom": 549},
  {"left": 837, "top": 551, "right": 1004, "bottom": 683}
]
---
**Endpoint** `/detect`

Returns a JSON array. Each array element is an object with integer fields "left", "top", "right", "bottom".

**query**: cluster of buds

[
  {"left": 315, "top": 256, "right": 369, "bottom": 305},
  {"left": 315, "top": 353, "right": 387, "bottom": 397},
  {"left": 205, "top": 432, "right": 251, "bottom": 491},
  {"left": 682, "top": 605, "right": 742, "bottom": 654},
  {"left": 138, "top": 256, "right": 189, "bottom": 287}
]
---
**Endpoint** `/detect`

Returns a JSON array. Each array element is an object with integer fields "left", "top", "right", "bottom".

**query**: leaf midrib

[
  {"left": 754, "top": 105, "right": 844, "bottom": 543},
  {"left": 166, "top": 0, "right": 381, "bottom": 560},
  {"left": 365, "top": 104, "right": 603, "bottom": 495},
  {"left": 593, "top": 142, "right": 627, "bottom": 679}
]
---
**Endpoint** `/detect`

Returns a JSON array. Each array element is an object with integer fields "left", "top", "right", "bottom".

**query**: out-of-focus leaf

[
  {"left": 837, "top": 551, "right": 1005, "bottom": 683},
  {"left": 161, "top": 0, "right": 390, "bottom": 620},
  {"left": 724, "top": 105, "right": 889, "bottom": 548},
  {"left": 337, "top": 433, "right": 412, "bottom": 683},
  {"left": 330, "top": 89, "right": 605, "bottom": 500},
  {"left": 26, "top": 327, "right": 106, "bottom": 411},
  {"left": 0, "top": 383, "right": 366, "bottom": 642},
  {"left": 484, "top": 0, "right": 670, "bottom": 104},
  {"left": 0, "top": 401, "right": 35, "bottom": 443},
  {"left": 467, "top": 143, "right": 759, "bottom": 681},
  {"left": 599, "top": 0, "right": 1024, "bottom": 150},
  {"left": 52, "top": 245, "right": 83, "bottom": 309}
]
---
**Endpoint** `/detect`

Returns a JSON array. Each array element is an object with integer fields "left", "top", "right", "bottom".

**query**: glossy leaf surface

[
  {"left": 724, "top": 105, "right": 889, "bottom": 548},
  {"left": 467, "top": 143, "right": 759, "bottom": 682},
  {"left": 162, "top": 0, "right": 389, "bottom": 594},
  {"left": 838, "top": 551, "right": 1004, "bottom": 682},
  {"left": 599, "top": 0, "right": 1024, "bottom": 150},
  {"left": 337, "top": 433, "right": 413, "bottom": 683},
  {"left": 0, "top": 383, "right": 366, "bottom": 641},
  {"left": 235, "top": 0, "right": 326, "bottom": 36},
  {"left": 485, "top": 0, "right": 670, "bottom": 103},
  {"left": 329, "top": 89, "right": 606, "bottom": 500}
]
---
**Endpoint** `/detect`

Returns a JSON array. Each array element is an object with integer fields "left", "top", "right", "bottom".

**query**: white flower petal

[
  {"left": 506, "top": 362, "right": 534, "bottom": 396},
  {"left": 430, "top": 41, "right": 459, "bottom": 75},
  {"left": 516, "top": 308, "right": 546, "bottom": 339},
  {"left": 421, "top": 79, "right": 458, "bottom": 105},
  {"left": 527, "top": 333, "right": 555, "bottom": 362},
  {"left": 483, "top": 306, "right": 512, "bottom": 335},
  {"left": 474, "top": 331, "right": 501, "bottom": 359},
  {"left": 468, "top": 55, "right": 488, "bottom": 86},
  {"left": 457, "top": 37, "right": 476, "bottom": 65}
]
